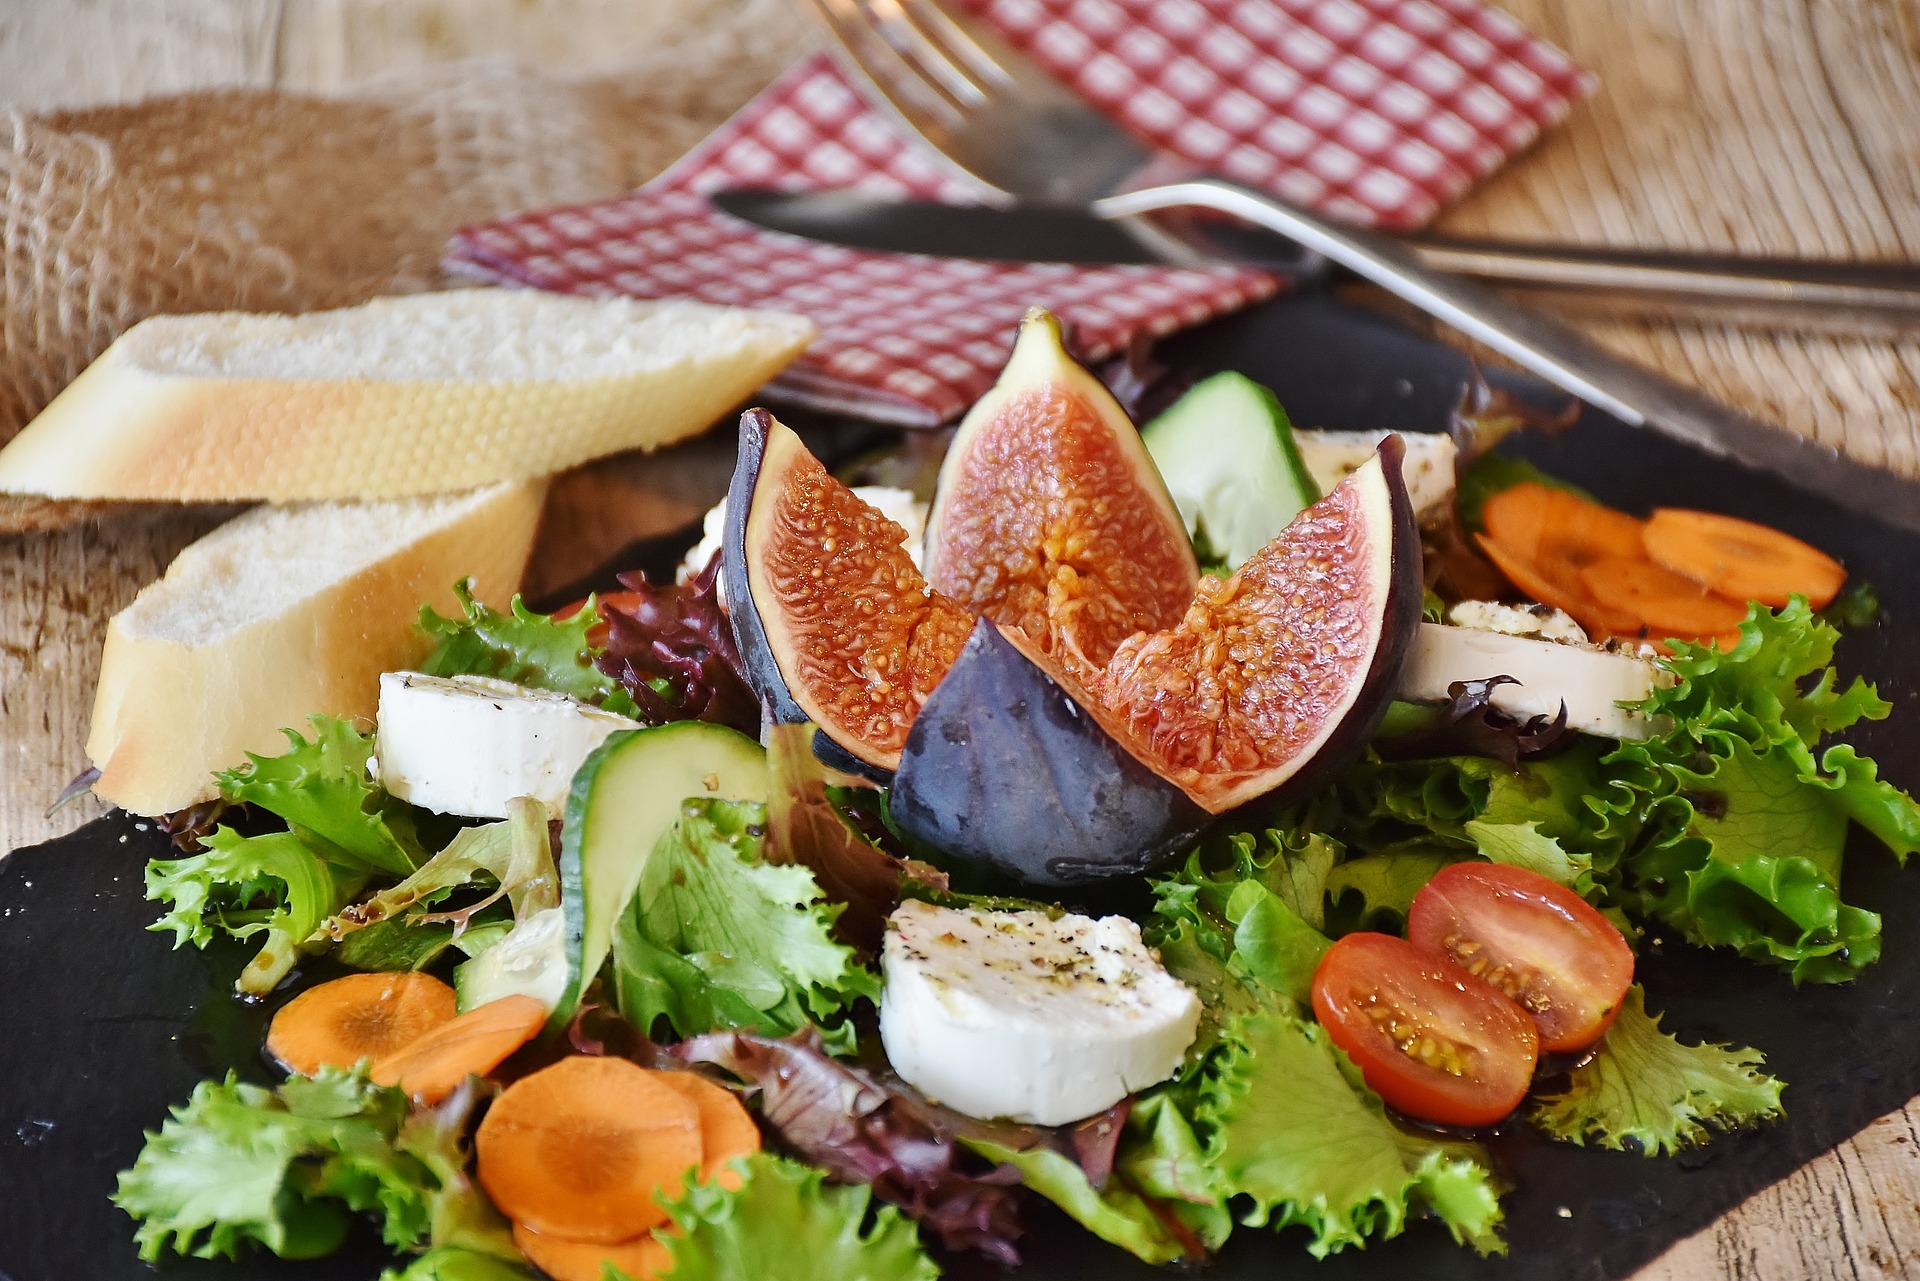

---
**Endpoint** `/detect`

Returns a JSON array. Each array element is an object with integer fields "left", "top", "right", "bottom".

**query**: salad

[{"left": 112, "top": 311, "right": 1920, "bottom": 1281}]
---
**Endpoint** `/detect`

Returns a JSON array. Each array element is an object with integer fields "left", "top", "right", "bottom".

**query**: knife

[
  {"left": 712, "top": 188, "right": 1920, "bottom": 532},
  {"left": 711, "top": 189, "right": 1920, "bottom": 340}
]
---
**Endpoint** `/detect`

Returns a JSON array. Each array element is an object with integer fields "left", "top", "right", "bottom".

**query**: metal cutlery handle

[{"left": 1096, "top": 178, "right": 1920, "bottom": 528}]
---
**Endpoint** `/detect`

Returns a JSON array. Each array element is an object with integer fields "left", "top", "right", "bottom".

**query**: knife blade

[
  {"left": 714, "top": 187, "right": 1920, "bottom": 531},
  {"left": 712, "top": 188, "right": 1920, "bottom": 342}
]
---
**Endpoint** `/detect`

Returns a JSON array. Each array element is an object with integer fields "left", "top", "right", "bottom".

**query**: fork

[{"left": 796, "top": 0, "right": 1920, "bottom": 526}]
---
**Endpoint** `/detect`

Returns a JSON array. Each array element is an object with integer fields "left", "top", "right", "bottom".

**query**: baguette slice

[
  {"left": 0, "top": 290, "right": 814, "bottom": 501},
  {"left": 87, "top": 481, "right": 546, "bottom": 816}
]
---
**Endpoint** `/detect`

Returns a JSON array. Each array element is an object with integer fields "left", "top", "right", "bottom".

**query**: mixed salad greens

[{"left": 112, "top": 371, "right": 1920, "bottom": 1281}]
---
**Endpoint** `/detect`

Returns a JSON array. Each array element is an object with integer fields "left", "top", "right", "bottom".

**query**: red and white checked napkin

[{"left": 446, "top": 0, "right": 1591, "bottom": 426}]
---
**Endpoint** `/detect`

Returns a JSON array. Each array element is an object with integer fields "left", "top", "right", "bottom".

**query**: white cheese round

[
  {"left": 375, "top": 671, "right": 638, "bottom": 819},
  {"left": 1398, "top": 622, "right": 1662, "bottom": 741},
  {"left": 880, "top": 900, "right": 1200, "bottom": 1126}
]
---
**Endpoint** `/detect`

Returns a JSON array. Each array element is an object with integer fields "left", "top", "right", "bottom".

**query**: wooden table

[{"left": 3, "top": 2, "right": 1918, "bottom": 1277}]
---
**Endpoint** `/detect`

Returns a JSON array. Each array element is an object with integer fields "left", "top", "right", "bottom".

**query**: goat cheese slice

[
  {"left": 1398, "top": 622, "right": 1662, "bottom": 741},
  {"left": 1296, "top": 429, "right": 1458, "bottom": 525},
  {"left": 880, "top": 900, "right": 1200, "bottom": 1126},
  {"left": 375, "top": 672, "right": 638, "bottom": 819}
]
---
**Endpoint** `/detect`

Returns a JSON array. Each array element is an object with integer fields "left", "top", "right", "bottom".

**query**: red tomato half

[
  {"left": 1311, "top": 932, "right": 1539, "bottom": 1128},
  {"left": 1407, "top": 862, "right": 1634, "bottom": 1054}
]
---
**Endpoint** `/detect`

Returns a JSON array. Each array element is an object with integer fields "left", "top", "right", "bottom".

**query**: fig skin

[
  {"left": 888, "top": 618, "right": 1211, "bottom": 887},
  {"left": 723, "top": 407, "right": 814, "bottom": 733}
]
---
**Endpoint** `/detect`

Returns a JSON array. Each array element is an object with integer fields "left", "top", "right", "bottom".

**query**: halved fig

[
  {"left": 724, "top": 409, "right": 974, "bottom": 772},
  {"left": 924, "top": 309, "right": 1197, "bottom": 679},
  {"left": 888, "top": 618, "right": 1209, "bottom": 886},
  {"left": 1092, "top": 434, "right": 1421, "bottom": 813}
]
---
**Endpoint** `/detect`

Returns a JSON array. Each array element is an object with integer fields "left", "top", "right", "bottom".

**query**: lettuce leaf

[
  {"left": 961, "top": 1137, "right": 1195, "bottom": 1265},
  {"left": 321, "top": 798, "right": 558, "bottom": 944},
  {"left": 1199, "top": 1006, "right": 1504, "bottom": 1257},
  {"left": 1611, "top": 601, "right": 1920, "bottom": 981},
  {"left": 1530, "top": 986, "right": 1784, "bottom": 1155},
  {"left": 656, "top": 1152, "right": 940, "bottom": 1281},
  {"left": 765, "top": 723, "right": 908, "bottom": 955},
  {"left": 114, "top": 1067, "right": 435, "bottom": 1262},
  {"left": 146, "top": 828, "right": 360, "bottom": 994},
  {"left": 419, "top": 580, "right": 641, "bottom": 719},
  {"left": 378, "top": 1248, "right": 536, "bottom": 1281},
  {"left": 673, "top": 1030, "right": 1026, "bottom": 1263},
  {"left": 612, "top": 799, "right": 879, "bottom": 1049},
  {"left": 1151, "top": 836, "right": 1331, "bottom": 1008},
  {"left": 215, "top": 716, "right": 424, "bottom": 877},
  {"left": 1117, "top": 1091, "right": 1234, "bottom": 1249}
]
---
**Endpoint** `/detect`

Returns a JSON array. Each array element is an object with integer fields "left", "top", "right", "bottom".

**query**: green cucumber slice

[
  {"left": 1141, "top": 372, "right": 1319, "bottom": 572},
  {"left": 552, "top": 721, "right": 769, "bottom": 1027}
]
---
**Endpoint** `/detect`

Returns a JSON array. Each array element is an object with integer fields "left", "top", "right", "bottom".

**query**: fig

[
  {"left": 888, "top": 618, "right": 1209, "bottom": 886},
  {"left": 724, "top": 315, "right": 1420, "bottom": 883},
  {"left": 924, "top": 309, "right": 1198, "bottom": 680},
  {"left": 724, "top": 408, "right": 973, "bottom": 772}
]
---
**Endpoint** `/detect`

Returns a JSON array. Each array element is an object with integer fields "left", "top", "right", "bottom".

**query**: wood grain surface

[{"left": 3, "top": 2, "right": 1919, "bottom": 1278}]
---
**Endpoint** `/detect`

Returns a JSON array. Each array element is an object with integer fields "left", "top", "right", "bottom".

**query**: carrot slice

[
  {"left": 1482, "top": 483, "right": 1646, "bottom": 568},
  {"left": 476, "top": 1055, "right": 701, "bottom": 1244},
  {"left": 1581, "top": 554, "right": 1751, "bottom": 639},
  {"left": 1642, "top": 508, "right": 1844, "bottom": 609},
  {"left": 654, "top": 1071, "right": 761, "bottom": 1193},
  {"left": 1480, "top": 482, "right": 1559, "bottom": 559},
  {"left": 512, "top": 1222, "right": 672, "bottom": 1281},
  {"left": 369, "top": 994, "right": 547, "bottom": 1104},
  {"left": 265, "top": 972, "right": 456, "bottom": 1077},
  {"left": 1474, "top": 532, "right": 1641, "bottom": 637}
]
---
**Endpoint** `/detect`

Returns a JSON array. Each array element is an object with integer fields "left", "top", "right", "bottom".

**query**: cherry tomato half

[
  {"left": 1311, "top": 932, "right": 1539, "bottom": 1128},
  {"left": 1407, "top": 862, "right": 1634, "bottom": 1055}
]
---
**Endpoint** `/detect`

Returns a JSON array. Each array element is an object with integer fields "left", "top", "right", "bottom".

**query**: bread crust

[
  {"left": 0, "top": 294, "right": 814, "bottom": 501},
  {"left": 87, "top": 481, "right": 548, "bottom": 815}
]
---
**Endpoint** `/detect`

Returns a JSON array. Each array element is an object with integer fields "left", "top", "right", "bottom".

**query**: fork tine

[
  {"left": 895, "top": 0, "right": 1016, "bottom": 91},
  {"left": 800, "top": 0, "right": 972, "bottom": 134},
  {"left": 860, "top": 0, "right": 993, "bottom": 109}
]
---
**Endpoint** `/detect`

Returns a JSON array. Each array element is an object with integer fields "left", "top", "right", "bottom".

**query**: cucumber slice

[
  {"left": 454, "top": 906, "right": 567, "bottom": 1012},
  {"left": 1141, "top": 371, "right": 1319, "bottom": 571},
  {"left": 552, "top": 721, "right": 769, "bottom": 1027}
]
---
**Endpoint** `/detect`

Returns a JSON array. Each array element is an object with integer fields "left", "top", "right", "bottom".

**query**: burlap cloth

[{"left": 0, "top": 0, "right": 812, "bottom": 531}]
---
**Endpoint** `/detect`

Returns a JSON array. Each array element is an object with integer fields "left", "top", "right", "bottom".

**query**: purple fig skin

[
  {"left": 888, "top": 617, "right": 1211, "bottom": 887},
  {"left": 723, "top": 407, "right": 814, "bottom": 731}
]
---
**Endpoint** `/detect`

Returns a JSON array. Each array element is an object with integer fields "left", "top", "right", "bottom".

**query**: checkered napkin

[{"left": 446, "top": 0, "right": 1591, "bottom": 426}]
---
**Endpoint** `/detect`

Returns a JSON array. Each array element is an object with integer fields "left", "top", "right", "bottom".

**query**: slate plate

[{"left": 2, "top": 290, "right": 1915, "bottom": 1281}]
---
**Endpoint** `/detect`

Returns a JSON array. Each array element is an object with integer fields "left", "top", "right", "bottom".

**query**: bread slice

[
  {"left": 87, "top": 481, "right": 547, "bottom": 816},
  {"left": 0, "top": 289, "right": 814, "bottom": 502}
]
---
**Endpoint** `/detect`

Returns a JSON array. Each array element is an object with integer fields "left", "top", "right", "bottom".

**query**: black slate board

[{"left": 3, "top": 290, "right": 1916, "bottom": 1281}]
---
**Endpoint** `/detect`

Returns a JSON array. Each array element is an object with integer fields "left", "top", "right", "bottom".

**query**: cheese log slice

[
  {"left": 376, "top": 672, "right": 638, "bottom": 819},
  {"left": 1398, "top": 622, "right": 1661, "bottom": 741},
  {"left": 1297, "top": 428, "right": 1457, "bottom": 525},
  {"left": 87, "top": 481, "right": 546, "bottom": 816},
  {"left": 880, "top": 901, "right": 1200, "bottom": 1126},
  {"left": 0, "top": 290, "right": 815, "bottom": 501}
]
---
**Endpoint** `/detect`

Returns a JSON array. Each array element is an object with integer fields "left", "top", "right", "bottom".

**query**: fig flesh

[
  {"left": 724, "top": 408, "right": 972, "bottom": 772},
  {"left": 925, "top": 309, "right": 1198, "bottom": 680},
  {"left": 889, "top": 618, "right": 1209, "bottom": 886}
]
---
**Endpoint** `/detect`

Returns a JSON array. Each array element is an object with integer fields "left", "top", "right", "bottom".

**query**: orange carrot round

[
  {"left": 654, "top": 1071, "right": 761, "bottom": 1193},
  {"left": 1474, "top": 532, "right": 1641, "bottom": 637},
  {"left": 1480, "top": 482, "right": 1558, "bottom": 559},
  {"left": 1580, "top": 554, "right": 1750, "bottom": 639},
  {"left": 511, "top": 1222, "right": 672, "bottom": 1281},
  {"left": 369, "top": 994, "right": 547, "bottom": 1104},
  {"left": 1642, "top": 508, "right": 1844, "bottom": 609},
  {"left": 476, "top": 1056, "right": 701, "bottom": 1244},
  {"left": 265, "top": 972, "right": 456, "bottom": 1077}
]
